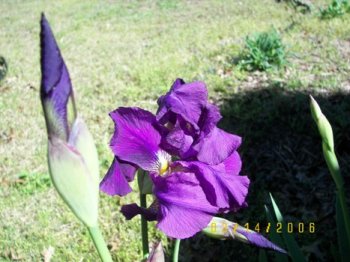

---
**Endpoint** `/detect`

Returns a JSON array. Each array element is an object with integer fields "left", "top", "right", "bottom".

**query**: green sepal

[{"left": 48, "top": 136, "right": 98, "bottom": 227}]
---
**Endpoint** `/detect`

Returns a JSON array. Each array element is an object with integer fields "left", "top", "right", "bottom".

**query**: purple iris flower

[{"left": 100, "top": 80, "right": 249, "bottom": 239}]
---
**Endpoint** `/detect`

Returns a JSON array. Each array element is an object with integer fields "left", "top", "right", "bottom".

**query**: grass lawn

[{"left": 1, "top": 0, "right": 350, "bottom": 261}]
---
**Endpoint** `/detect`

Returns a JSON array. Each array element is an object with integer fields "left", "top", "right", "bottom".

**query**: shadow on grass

[{"left": 181, "top": 85, "right": 350, "bottom": 262}]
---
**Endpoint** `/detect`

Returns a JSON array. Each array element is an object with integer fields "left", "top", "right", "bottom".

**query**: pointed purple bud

[
  {"left": 40, "top": 13, "right": 74, "bottom": 140},
  {"left": 203, "top": 217, "right": 287, "bottom": 254}
]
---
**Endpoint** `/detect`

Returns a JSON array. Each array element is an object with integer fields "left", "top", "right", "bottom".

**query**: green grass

[{"left": 1, "top": 0, "right": 350, "bottom": 261}]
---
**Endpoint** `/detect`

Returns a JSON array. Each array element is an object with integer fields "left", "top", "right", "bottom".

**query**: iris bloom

[{"left": 100, "top": 79, "right": 249, "bottom": 238}]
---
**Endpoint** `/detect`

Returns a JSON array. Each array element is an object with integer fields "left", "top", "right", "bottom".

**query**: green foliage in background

[
  {"left": 1, "top": 0, "right": 350, "bottom": 261},
  {"left": 320, "top": 0, "right": 350, "bottom": 19},
  {"left": 238, "top": 30, "right": 287, "bottom": 72}
]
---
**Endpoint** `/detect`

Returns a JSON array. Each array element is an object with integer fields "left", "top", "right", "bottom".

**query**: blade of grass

[
  {"left": 264, "top": 205, "right": 288, "bottom": 262},
  {"left": 269, "top": 193, "right": 306, "bottom": 262}
]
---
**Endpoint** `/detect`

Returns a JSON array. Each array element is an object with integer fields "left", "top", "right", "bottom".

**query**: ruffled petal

[
  {"left": 179, "top": 153, "right": 249, "bottom": 212},
  {"left": 110, "top": 107, "right": 162, "bottom": 171},
  {"left": 193, "top": 127, "right": 242, "bottom": 165},
  {"left": 156, "top": 79, "right": 208, "bottom": 128},
  {"left": 152, "top": 171, "right": 218, "bottom": 239},
  {"left": 160, "top": 124, "right": 194, "bottom": 157},
  {"left": 99, "top": 157, "right": 137, "bottom": 196},
  {"left": 223, "top": 150, "right": 242, "bottom": 176},
  {"left": 197, "top": 103, "right": 222, "bottom": 135}
]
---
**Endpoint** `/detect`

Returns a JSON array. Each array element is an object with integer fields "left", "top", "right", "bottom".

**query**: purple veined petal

[
  {"left": 223, "top": 150, "right": 242, "bottom": 176},
  {"left": 193, "top": 127, "right": 242, "bottom": 165},
  {"left": 197, "top": 103, "right": 222, "bottom": 135},
  {"left": 179, "top": 154, "right": 249, "bottom": 212},
  {"left": 40, "top": 14, "right": 73, "bottom": 140},
  {"left": 110, "top": 107, "right": 163, "bottom": 171},
  {"left": 156, "top": 79, "right": 208, "bottom": 129},
  {"left": 152, "top": 171, "right": 218, "bottom": 239},
  {"left": 236, "top": 228, "right": 287, "bottom": 254},
  {"left": 160, "top": 123, "right": 194, "bottom": 157},
  {"left": 156, "top": 78, "right": 185, "bottom": 120},
  {"left": 121, "top": 202, "right": 158, "bottom": 221},
  {"left": 99, "top": 157, "right": 137, "bottom": 196}
]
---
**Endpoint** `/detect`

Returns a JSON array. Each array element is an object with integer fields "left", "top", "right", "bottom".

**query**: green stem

[
  {"left": 323, "top": 147, "right": 350, "bottom": 244},
  {"left": 88, "top": 226, "right": 113, "bottom": 262},
  {"left": 172, "top": 239, "right": 181, "bottom": 262},
  {"left": 337, "top": 188, "right": 350, "bottom": 244},
  {"left": 140, "top": 192, "right": 149, "bottom": 258}
]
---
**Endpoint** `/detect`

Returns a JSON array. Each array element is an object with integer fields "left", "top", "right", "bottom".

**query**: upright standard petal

[
  {"left": 193, "top": 127, "right": 242, "bottom": 165},
  {"left": 40, "top": 14, "right": 73, "bottom": 140},
  {"left": 156, "top": 79, "right": 208, "bottom": 129},
  {"left": 152, "top": 170, "right": 218, "bottom": 239},
  {"left": 160, "top": 119, "right": 194, "bottom": 157},
  {"left": 100, "top": 157, "right": 137, "bottom": 196},
  {"left": 109, "top": 107, "right": 163, "bottom": 171}
]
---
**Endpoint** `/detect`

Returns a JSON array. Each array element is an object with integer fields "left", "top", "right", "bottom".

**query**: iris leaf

[{"left": 269, "top": 193, "right": 306, "bottom": 262}]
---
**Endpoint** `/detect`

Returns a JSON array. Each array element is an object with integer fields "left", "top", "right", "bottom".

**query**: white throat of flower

[{"left": 156, "top": 150, "right": 172, "bottom": 175}]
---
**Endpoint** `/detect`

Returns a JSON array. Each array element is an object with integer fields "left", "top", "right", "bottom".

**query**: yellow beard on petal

[
  {"left": 159, "top": 160, "right": 169, "bottom": 175},
  {"left": 156, "top": 150, "right": 171, "bottom": 176}
]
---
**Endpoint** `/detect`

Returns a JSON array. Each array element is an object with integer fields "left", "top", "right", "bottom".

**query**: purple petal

[
  {"left": 121, "top": 202, "right": 158, "bottom": 221},
  {"left": 193, "top": 127, "right": 242, "bottom": 165},
  {"left": 180, "top": 153, "right": 249, "bottom": 212},
  {"left": 152, "top": 171, "right": 218, "bottom": 239},
  {"left": 237, "top": 229, "right": 287, "bottom": 254},
  {"left": 99, "top": 157, "right": 137, "bottom": 196},
  {"left": 160, "top": 122, "right": 194, "bottom": 157},
  {"left": 223, "top": 151, "right": 242, "bottom": 175},
  {"left": 197, "top": 103, "right": 222, "bottom": 135},
  {"left": 156, "top": 79, "right": 208, "bottom": 128},
  {"left": 109, "top": 107, "right": 162, "bottom": 171},
  {"left": 40, "top": 14, "right": 73, "bottom": 140}
]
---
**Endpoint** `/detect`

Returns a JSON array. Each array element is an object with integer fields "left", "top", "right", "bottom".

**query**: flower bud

[
  {"left": 147, "top": 242, "right": 165, "bottom": 262},
  {"left": 310, "top": 95, "right": 334, "bottom": 151},
  {"left": 202, "top": 217, "right": 286, "bottom": 254},
  {"left": 48, "top": 134, "right": 99, "bottom": 227}
]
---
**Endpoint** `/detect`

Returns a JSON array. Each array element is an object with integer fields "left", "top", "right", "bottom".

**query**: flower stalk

[
  {"left": 172, "top": 239, "right": 181, "bottom": 262},
  {"left": 310, "top": 95, "right": 350, "bottom": 247},
  {"left": 88, "top": 226, "right": 113, "bottom": 262},
  {"left": 138, "top": 171, "right": 149, "bottom": 258}
]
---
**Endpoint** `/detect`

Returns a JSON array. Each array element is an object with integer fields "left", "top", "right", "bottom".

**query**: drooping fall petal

[
  {"left": 100, "top": 157, "right": 137, "bottom": 196},
  {"left": 109, "top": 107, "right": 164, "bottom": 172},
  {"left": 152, "top": 171, "right": 218, "bottom": 239}
]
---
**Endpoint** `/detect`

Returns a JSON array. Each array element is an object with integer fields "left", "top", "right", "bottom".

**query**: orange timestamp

[{"left": 210, "top": 222, "right": 315, "bottom": 234}]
